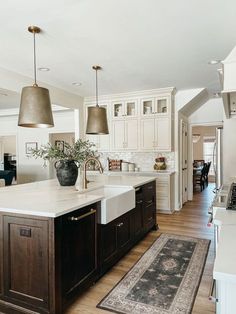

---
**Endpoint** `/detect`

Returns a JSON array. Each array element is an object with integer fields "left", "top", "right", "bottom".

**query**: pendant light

[
  {"left": 86, "top": 65, "right": 109, "bottom": 134},
  {"left": 18, "top": 26, "right": 54, "bottom": 128}
]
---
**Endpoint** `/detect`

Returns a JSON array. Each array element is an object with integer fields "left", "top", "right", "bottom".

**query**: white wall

[
  {"left": 189, "top": 98, "right": 224, "bottom": 125},
  {"left": 0, "top": 110, "right": 76, "bottom": 184},
  {"left": 192, "top": 126, "right": 217, "bottom": 160}
]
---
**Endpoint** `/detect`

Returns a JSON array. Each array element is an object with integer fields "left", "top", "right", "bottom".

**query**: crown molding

[{"left": 84, "top": 87, "right": 176, "bottom": 104}]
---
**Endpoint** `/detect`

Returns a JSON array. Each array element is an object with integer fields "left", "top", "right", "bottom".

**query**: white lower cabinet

[
  {"left": 156, "top": 173, "right": 175, "bottom": 213},
  {"left": 140, "top": 117, "right": 172, "bottom": 152},
  {"left": 112, "top": 119, "right": 139, "bottom": 151},
  {"left": 216, "top": 280, "right": 236, "bottom": 314}
]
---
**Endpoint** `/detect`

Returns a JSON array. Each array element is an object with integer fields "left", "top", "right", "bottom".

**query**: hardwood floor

[{"left": 66, "top": 184, "right": 215, "bottom": 314}]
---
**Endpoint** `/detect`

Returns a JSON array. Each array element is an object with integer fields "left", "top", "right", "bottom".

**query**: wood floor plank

[{"left": 66, "top": 184, "right": 216, "bottom": 314}]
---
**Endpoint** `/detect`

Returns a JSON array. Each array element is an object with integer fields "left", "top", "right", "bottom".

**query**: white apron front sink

[{"left": 87, "top": 186, "right": 135, "bottom": 224}]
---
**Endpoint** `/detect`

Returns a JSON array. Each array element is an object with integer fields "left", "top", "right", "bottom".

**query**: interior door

[{"left": 182, "top": 121, "right": 188, "bottom": 204}]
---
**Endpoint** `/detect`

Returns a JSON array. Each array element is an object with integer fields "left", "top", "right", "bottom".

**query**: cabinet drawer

[{"left": 143, "top": 181, "right": 156, "bottom": 201}]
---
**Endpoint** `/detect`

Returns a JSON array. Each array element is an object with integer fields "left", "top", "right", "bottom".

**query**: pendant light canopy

[
  {"left": 86, "top": 65, "right": 109, "bottom": 135},
  {"left": 18, "top": 26, "right": 54, "bottom": 128}
]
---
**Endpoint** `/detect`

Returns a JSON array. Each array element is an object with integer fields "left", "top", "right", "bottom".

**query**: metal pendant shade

[
  {"left": 86, "top": 65, "right": 109, "bottom": 135},
  {"left": 18, "top": 86, "right": 54, "bottom": 128},
  {"left": 18, "top": 26, "right": 54, "bottom": 128}
]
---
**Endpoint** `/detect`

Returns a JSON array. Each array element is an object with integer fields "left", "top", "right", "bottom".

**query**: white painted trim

[{"left": 187, "top": 121, "right": 223, "bottom": 200}]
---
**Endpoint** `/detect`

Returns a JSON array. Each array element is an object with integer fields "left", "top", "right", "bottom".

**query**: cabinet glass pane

[
  {"left": 157, "top": 99, "right": 167, "bottom": 113},
  {"left": 142, "top": 100, "right": 153, "bottom": 115},
  {"left": 113, "top": 103, "right": 123, "bottom": 117},
  {"left": 126, "top": 102, "right": 136, "bottom": 116}
]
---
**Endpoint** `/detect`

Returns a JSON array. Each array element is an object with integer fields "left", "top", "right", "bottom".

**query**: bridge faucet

[{"left": 83, "top": 157, "right": 103, "bottom": 189}]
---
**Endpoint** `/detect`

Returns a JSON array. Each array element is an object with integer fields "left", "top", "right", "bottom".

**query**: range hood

[{"left": 220, "top": 46, "right": 236, "bottom": 118}]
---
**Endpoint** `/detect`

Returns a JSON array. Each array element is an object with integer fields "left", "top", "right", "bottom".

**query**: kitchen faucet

[{"left": 83, "top": 157, "right": 103, "bottom": 189}]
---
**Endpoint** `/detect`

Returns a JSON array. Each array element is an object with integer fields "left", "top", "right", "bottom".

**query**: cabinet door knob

[
  {"left": 136, "top": 200, "right": 143, "bottom": 204},
  {"left": 117, "top": 222, "right": 124, "bottom": 227}
]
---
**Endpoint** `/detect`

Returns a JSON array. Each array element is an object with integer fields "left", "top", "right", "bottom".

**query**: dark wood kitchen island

[{"left": 0, "top": 176, "right": 156, "bottom": 314}]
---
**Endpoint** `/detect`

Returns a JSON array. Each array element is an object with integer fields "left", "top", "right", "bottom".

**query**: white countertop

[
  {"left": 0, "top": 175, "right": 156, "bottom": 218},
  {"left": 213, "top": 208, "right": 236, "bottom": 226},
  {"left": 87, "top": 170, "right": 175, "bottom": 176}
]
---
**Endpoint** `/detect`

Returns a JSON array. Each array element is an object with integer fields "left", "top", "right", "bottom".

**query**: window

[{"left": 203, "top": 137, "right": 215, "bottom": 175}]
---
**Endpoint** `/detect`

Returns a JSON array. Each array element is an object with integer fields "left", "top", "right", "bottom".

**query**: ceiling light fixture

[
  {"left": 18, "top": 26, "right": 54, "bottom": 128},
  {"left": 72, "top": 82, "right": 82, "bottom": 86},
  {"left": 208, "top": 60, "right": 221, "bottom": 65},
  {"left": 192, "top": 134, "right": 201, "bottom": 143},
  {"left": 38, "top": 67, "right": 50, "bottom": 72},
  {"left": 86, "top": 65, "right": 109, "bottom": 135}
]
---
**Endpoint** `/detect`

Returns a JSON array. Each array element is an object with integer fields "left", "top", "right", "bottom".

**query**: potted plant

[{"left": 31, "top": 139, "right": 96, "bottom": 186}]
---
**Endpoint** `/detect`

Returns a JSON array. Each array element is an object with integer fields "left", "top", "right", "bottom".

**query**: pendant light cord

[
  {"left": 95, "top": 68, "right": 98, "bottom": 107},
  {"left": 33, "top": 32, "right": 38, "bottom": 87}
]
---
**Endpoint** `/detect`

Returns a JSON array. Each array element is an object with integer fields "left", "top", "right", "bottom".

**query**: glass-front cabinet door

[
  {"left": 141, "top": 98, "right": 155, "bottom": 116},
  {"left": 124, "top": 100, "right": 138, "bottom": 117},
  {"left": 112, "top": 100, "right": 138, "bottom": 118},
  {"left": 141, "top": 96, "right": 170, "bottom": 116},
  {"left": 155, "top": 97, "right": 169, "bottom": 115},
  {"left": 112, "top": 102, "right": 124, "bottom": 118}
]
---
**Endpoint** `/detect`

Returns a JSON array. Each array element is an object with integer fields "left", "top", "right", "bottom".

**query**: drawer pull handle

[
  {"left": 68, "top": 209, "right": 96, "bottom": 221},
  {"left": 148, "top": 217, "right": 153, "bottom": 222},
  {"left": 117, "top": 222, "right": 124, "bottom": 227},
  {"left": 207, "top": 214, "right": 213, "bottom": 227},
  {"left": 146, "top": 200, "right": 153, "bottom": 204},
  {"left": 136, "top": 200, "right": 143, "bottom": 204},
  {"left": 208, "top": 279, "right": 218, "bottom": 303},
  {"left": 147, "top": 186, "right": 153, "bottom": 190}
]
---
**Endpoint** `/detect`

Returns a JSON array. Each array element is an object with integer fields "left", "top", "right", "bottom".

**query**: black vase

[{"left": 54, "top": 160, "right": 79, "bottom": 186}]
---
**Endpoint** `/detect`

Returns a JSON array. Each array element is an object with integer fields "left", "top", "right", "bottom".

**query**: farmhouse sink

[{"left": 87, "top": 186, "right": 135, "bottom": 224}]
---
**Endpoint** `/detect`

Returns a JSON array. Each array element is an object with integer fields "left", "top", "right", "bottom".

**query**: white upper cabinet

[
  {"left": 112, "top": 119, "right": 139, "bottom": 151},
  {"left": 141, "top": 95, "right": 170, "bottom": 117},
  {"left": 84, "top": 88, "right": 175, "bottom": 153},
  {"left": 112, "top": 100, "right": 138, "bottom": 119},
  {"left": 140, "top": 117, "right": 172, "bottom": 152}
]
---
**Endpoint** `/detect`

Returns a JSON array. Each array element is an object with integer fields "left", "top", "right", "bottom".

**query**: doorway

[{"left": 0, "top": 135, "right": 17, "bottom": 184}]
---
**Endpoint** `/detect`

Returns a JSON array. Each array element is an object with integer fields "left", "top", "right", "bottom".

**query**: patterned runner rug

[{"left": 97, "top": 233, "right": 210, "bottom": 314}]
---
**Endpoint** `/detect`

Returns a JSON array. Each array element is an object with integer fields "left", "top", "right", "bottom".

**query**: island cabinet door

[
  {"left": 143, "top": 181, "right": 157, "bottom": 231},
  {"left": 2, "top": 216, "right": 50, "bottom": 312},
  {"left": 60, "top": 204, "right": 97, "bottom": 303}
]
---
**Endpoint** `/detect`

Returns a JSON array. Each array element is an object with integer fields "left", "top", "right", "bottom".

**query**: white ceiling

[{"left": 0, "top": 0, "right": 236, "bottom": 108}]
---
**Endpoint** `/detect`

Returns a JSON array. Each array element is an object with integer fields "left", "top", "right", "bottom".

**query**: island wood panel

[
  {"left": 65, "top": 184, "right": 215, "bottom": 314},
  {"left": 3, "top": 216, "right": 50, "bottom": 311}
]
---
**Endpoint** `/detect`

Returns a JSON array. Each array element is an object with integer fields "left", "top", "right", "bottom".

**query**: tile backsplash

[{"left": 98, "top": 151, "right": 175, "bottom": 171}]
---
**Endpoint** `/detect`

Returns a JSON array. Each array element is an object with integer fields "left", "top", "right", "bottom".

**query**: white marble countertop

[
  {"left": 87, "top": 170, "right": 175, "bottom": 176},
  {"left": 0, "top": 175, "right": 156, "bottom": 218}
]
